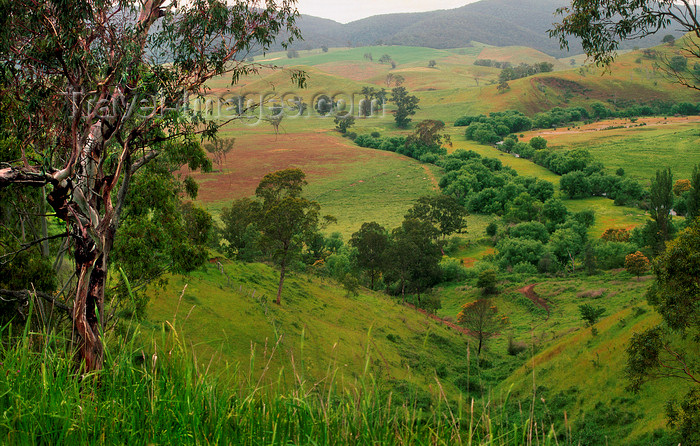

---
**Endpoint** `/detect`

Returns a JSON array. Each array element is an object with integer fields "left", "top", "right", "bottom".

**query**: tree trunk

[
  {"left": 477, "top": 335, "right": 483, "bottom": 355},
  {"left": 40, "top": 187, "right": 49, "bottom": 257},
  {"left": 72, "top": 232, "right": 103, "bottom": 371}
]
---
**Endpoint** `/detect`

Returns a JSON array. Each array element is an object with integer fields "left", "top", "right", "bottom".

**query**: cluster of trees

[
  {"left": 502, "top": 138, "right": 646, "bottom": 205},
  {"left": 379, "top": 54, "right": 397, "bottom": 69},
  {"left": 474, "top": 59, "right": 512, "bottom": 68},
  {"left": 456, "top": 101, "right": 700, "bottom": 138},
  {"left": 492, "top": 205, "right": 594, "bottom": 273},
  {"left": 498, "top": 62, "right": 554, "bottom": 82},
  {"left": 353, "top": 120, "right": 450, "bottom": 163},
  {"left": 456, "top": 110, "right": 534, "bottom": 144},
  {"left": 586, "top": 100, "right": 700, "bottom": 120},
  {"left": 438, "top": 150, "right": 554, "bottom": 219},
  {"left": 222, "top": 187, "right": 466, "bottom": 311}
]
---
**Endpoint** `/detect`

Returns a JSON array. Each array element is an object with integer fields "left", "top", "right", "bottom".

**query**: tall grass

[{"left": 0, "top": 297, "right": 559, "bottom": 445}]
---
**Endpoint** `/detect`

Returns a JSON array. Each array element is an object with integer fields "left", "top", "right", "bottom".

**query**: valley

[{"left": 2, "top": 1, "right": 700, "bottom": 444}]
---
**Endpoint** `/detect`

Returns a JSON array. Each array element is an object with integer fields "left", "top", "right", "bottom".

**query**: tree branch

[
  {"left": 0, "top": 232, "right": 69, "bottom": 264},
  {"left": 0, "top": 288, "right": 72, "bottom": 314}
]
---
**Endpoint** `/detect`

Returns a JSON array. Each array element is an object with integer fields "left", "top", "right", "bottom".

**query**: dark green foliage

[
  {"left": 390, "top": 87, "right": 420, "bottom": 128},
  {"left": 669, "top": 55, "right": 688, "bottom": 72},
  {"left": 687, "top": 164, "right": 700, "bottom": 221},
  {"left": 485, "top": 222, "right": 498, "bottom": 237},
  {"left": 573, "top": 209, "right": 596, "bottom": 228},
  {"left": 509, "top": 221, "right": 549, "bottom": 243},
  {"left": 507, "top": 337, "right": 528, "bottom": 356},
  {"left": 221, "top": 198, "right": 262, "bottom": 260},
  {"left": 594, "top": 241, "right": 636, "bottom": 269},
  {"left": 584, "top": 243, "right": 597, "bottom": 275},
  {"left": 477, "top": 269, "right": 498, "bottom": 295},
  {"left": 350, "top": 222, "right": 389, "bottom": 289},
  {"left": 495, "top": 238, "right": 546, "bottom": 269},
  {"left": 649, "top": 168, "right": 674, "bottom": 253},
  {"left": 406, "top": 194, "right": 466, "bottom": 240},
  {"left": 113, "top": 162, "right": 213, "bottom": 302},
  {"left": 666, "top": 388, "right": 700, "bottom": 445},
  {"left": 549, "top": 225, "right": 587, "bottom": 272},
  {"left": 382, "top": 218, "right": 442, "bottom": 299},
  {"left": 560, "top": 171, "right": 591, "bottom": 198},
  {"left": 334, "top": 112, "right": 355, "bottom": 133},
  {"left": 459, "top": 110, "right": 532, "bottom": 141},
  {"left": 542, "top": 198, "right": 569, "bottom": 226},
  {"left": 647, "top": 219, "right": 700, "bottom": 332},
  {"left": 529, "top": 136, "right": 547, "bottom": 150},
  {"left": 498, "top": 62, "right": 553, "bottom": 82},
  {"left": 504, "top": 192, "right": 542, "bottom": 222},
  {"left": 579, "top": 304, "right": 605, "bottom": 326}
]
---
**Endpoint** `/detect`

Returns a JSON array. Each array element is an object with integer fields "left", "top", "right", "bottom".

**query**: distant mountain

[{"left": 282, "top": 0, "right": 678, "bottom": 57}]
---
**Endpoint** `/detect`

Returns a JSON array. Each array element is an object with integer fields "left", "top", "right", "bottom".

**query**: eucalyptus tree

[{"left": 0, "top": 0, "right": 303, "bottom": 370}]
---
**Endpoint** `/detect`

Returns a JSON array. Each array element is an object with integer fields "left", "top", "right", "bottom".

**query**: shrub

[
  {"left": 507, "top": 337, "right": 528, "bottom": 356},
  {"left": 579, "top": 303, "right": 605, "bottom": 326},
  {"left": 476, "top": 269, "right": 498, "bottom": 295},
  {"left": 513, "top": 262, "right": 538, "bottom": 275},
  {"left": 440, "top": 257, "right": 468, "bottom": 282},
  {"left": 625, "top": 251, "right": 650, "bottom": 279}
]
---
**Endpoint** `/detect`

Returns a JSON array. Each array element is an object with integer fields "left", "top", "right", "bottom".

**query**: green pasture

[
  {"left": 435, "top": 271, "right": 690, "bottom": 444},
  {"left": 543, "top": 123, "right": 700, "bottom": 184},
  {"left": 146, "top": 260, "right": 470, "bottom": 393}
]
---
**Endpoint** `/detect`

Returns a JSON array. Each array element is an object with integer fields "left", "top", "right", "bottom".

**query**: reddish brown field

[
  {"left": 188, "top": 130, "right": 407, "bottom": 204},
  {"left": 522, "top": 115, "right": 700, "bottom": 141}
]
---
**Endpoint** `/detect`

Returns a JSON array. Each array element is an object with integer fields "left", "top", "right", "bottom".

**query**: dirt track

[{"left": 517, "top": 284, "right": 550, "bottom": 319}]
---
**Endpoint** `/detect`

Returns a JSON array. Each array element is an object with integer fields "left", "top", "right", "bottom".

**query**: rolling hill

[{"left": 280, "top": 0, "right": 681, "bottom": 57}]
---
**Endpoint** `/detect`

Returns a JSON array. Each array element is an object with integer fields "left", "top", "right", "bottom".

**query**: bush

[
  {"left": 486, "top": 222, "right": 498, "bottom": 237},
  {"left": 440, "top": 257, "right": 468, "bottom": 282},
  {"left": 477, "top": 269, "right": 498, "bottom": 294},
  {"left": 594, "top": 241, "right": 636, "bottom": 269},
  {"left": 507, "top": 337, "right": 528, "bottom": 356},
  {"left": 513, "top": 261, "right": 538, "bottom": 275}
]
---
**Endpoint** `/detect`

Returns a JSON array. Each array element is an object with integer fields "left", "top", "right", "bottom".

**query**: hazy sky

[{"left": 295, "top": 0, "right": 480, "bottom": 23}]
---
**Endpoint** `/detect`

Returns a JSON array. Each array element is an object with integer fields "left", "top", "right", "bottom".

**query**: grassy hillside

[
  {"left": 435, "top": 270, "right": 691, "bottom": 445},
  {"left": 522, "top": 117, "right": 700, "bottom": 184},
  {"left": 145, "top": 260, "right": 472, "bottom": 397}
]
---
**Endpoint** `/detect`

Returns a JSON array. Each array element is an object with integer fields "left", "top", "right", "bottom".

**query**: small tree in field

[
  {"left": 255, "top": 169, "right": 333, "bottom": 305},
  {"left": 476, "top": 269, "right": 498, "bottom": 295},
  {"left": 350, "top": 222, "right": 389, "bottom": 290},
  {"left": 334, "top": 112, "right": 355, "bottom": 134},
  {"left": 391, "top": 87, "right": 420, "bottom": 128},
  {"left": 579, "top": 303, "right": 605, "bottom": 327},
  {"left": 458, "top": 299, "right": 508, "bottom": 354},
  {"left": 625, "top": 251, "right": 650, "bottom": 280},
  {"left": 203, "top": 138, "right": 235, "bottom": 172}
]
